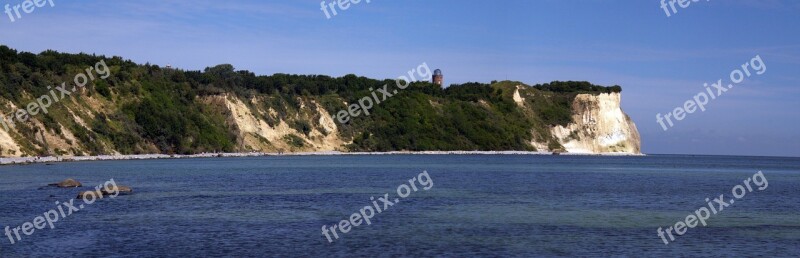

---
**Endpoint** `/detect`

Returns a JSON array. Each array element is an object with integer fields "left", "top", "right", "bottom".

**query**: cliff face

[
  {"left": 549, "top": 93, "right": 641, "bottom": 154},
  {"left": 0, "top": 47, "right": 642, "bottom": 157},
  {"left": 0, "top": 93, "right": 349, "bottom": 157},
  {"left": 0, "top": 91, "right": 641, "bottom": 156},
  {"left": 201, "top": 94, "right": 347, "bottom": 152}
]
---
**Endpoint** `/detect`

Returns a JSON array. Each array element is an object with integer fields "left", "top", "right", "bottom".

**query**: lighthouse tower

[{"left": 432, "top": 69, "right": 443, "bottom": 86}]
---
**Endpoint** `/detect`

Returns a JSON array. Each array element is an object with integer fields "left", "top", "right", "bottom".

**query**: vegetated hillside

[{"left": 0, "top": 46, "right": 635, "bottom": 157}]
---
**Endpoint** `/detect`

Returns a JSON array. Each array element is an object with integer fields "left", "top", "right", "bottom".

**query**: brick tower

[{"left": 432, "top": 69, "right": 443, "bottom": 86}]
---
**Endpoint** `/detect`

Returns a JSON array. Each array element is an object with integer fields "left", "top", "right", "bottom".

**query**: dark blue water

[{"left": 1, "top": 155, "right": 799, "bottom": 257}]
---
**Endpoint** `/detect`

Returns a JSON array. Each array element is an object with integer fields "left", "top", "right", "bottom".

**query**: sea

[{"left": 1, "top": 154, "right": 798, "bottom": 257}]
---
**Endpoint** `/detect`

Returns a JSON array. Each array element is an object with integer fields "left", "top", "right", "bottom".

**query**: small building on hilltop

[{"left": 432, "top": 69, "right": 443, "bottom": 86}]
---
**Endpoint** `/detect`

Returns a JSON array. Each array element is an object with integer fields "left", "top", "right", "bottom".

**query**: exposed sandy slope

[
  {"left": 0, "top": 94, "right": 109, "bottom": 156},
  {"left": 0, "top": 102, "right": 23, "bottom": 156},
  {"left": 204, "top": 94, "right": 345, "bottom": 152}
]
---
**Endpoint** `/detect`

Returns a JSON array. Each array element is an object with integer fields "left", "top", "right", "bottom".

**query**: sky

[{"left": 0, "top": 0, "right": 798, "bottom": 157}]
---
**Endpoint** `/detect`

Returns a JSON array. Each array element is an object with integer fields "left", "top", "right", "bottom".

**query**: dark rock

[
  {"left": 77, "top": 185, "right": 133, "bottom": 199},
  {"left": 48, "top": 178, "right": 82, "bottom": 188},
  {"left": 102, "top": 185, "right": 133, "bottom": 195},
  {"left": 77, "top": 190, "right": 104, "bottom": 200}
]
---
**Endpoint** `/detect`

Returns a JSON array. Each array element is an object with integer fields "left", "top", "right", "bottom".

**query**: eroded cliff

[
  {"left": 0, "top": 46, "right": 642, "bottom": 157},
  {"left": 550, "top": 93, "right": 641, "bottom": 154}
]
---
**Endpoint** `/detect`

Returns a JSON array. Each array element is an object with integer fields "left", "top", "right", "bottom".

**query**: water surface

[{"left": 1, "top": 155, "right": 798, "bottom": 256}]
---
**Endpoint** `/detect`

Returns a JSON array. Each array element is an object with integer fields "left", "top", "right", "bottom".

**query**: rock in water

[
  {"left": 77, "top": 185, "right": 133, "bottom": 199},
  {"left": 101, "top": 185, "right": 133, "bottom": 196},
  {"left": 77, "top": 190, "right": 104, "bottom": 200},
  {"left": 49, "top": 178, "right": 82, "bottom": 188}
]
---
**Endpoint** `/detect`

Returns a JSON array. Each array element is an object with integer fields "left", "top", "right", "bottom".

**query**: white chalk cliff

[{"left": 549, "top": 93, "right": 641, "bottom": 154}]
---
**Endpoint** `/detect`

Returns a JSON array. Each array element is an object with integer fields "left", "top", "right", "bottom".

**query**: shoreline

[{"left": 0, "top": 151, "right": 645, "bottom": 165}]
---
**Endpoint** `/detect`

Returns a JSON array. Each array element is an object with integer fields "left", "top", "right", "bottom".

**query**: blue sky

[{"left": 0, "top": 0, "right": 798, "bottom": 156}]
